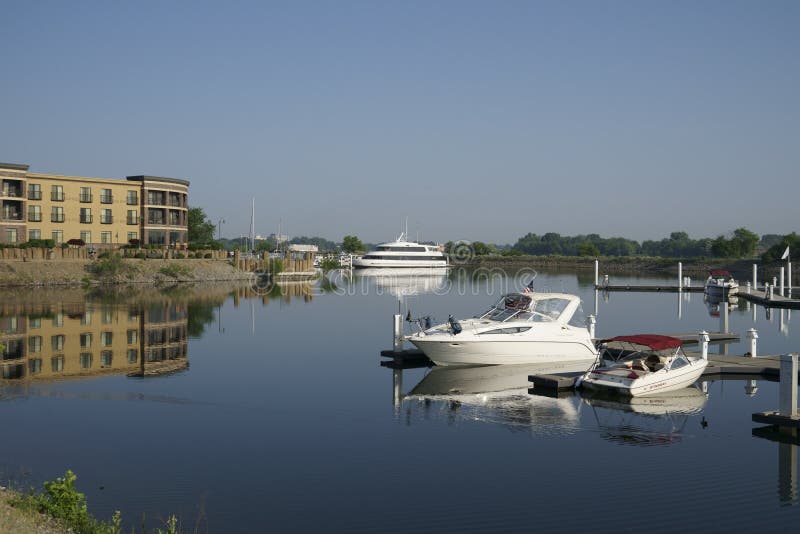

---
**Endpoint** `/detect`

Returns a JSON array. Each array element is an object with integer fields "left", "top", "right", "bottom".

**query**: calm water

[{"left": 1, "top": 269, "right": 799, "bottom": 533}]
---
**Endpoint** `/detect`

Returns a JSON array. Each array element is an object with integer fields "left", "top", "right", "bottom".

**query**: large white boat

[
  {"left": 352, "top": 233, "right": 447, "bottom": 269},
  {"left": 578, "top": 335, "right": 708, "bottom": 397},
  {"left": 704, "top": 270, "right": 739, "bottom": 297},
  {"left": 406, "top": 291, "right": 598, "bottom": 366}
]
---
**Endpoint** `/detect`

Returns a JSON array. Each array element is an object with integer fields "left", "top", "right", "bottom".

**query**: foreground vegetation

[{"left": 5, "top": 471, "right": 181, "bottom": 534}]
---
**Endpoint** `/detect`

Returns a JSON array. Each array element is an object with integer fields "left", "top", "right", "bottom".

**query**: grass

[{"left": 158, "top": 263, "right": 194, "bottom": 279}]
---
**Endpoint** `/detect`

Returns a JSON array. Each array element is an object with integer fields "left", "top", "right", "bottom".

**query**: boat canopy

[
  {"left": 599, "top": 334, "right": 682, "bottom": 351},
  {"left": 708, "top": 270, "right": 732, "bottom": 277}
]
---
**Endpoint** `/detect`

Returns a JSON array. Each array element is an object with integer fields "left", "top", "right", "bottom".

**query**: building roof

[
  {"left": 126, "top": 175, "right": 190, "bottom": 186},
  {"left": 0, "top": 162, "right": 30, "bottom": 171}
]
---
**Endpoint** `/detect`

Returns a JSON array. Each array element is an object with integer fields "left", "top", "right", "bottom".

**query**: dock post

[
  {"left": 594, "top": 259, "right": 599, "bottom": 287},
  {"left": 699, "top": 331, "right": 710, "bottom": 360},
  {"left": 586, "top": 314, "right": 596, "bottom": 339},
  {"left": 753, "top": 264, "right": 758, "bottom": 290},
  {"left": 780, "top": 267, "right": 785, "bottom": 296},
  {"left": 746, "top": 281, "right": 751, "bottom": 294},
  {"left": 778, "top": 354, "right": 798, "bottom": 418},
  {"left": 687, "top": 276, "right": 691, "bottom": 287},
  {"left": 747, "top": 328, "right": 758, "bottom": 358},
  {"left": 393, "top": 314, "right": 404, "bottom": 352},
  {"left": 678, "top": 262, "right": 682, "bottom": 291}
]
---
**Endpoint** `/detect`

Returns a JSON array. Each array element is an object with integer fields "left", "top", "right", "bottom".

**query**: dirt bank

[{"left": 0, "top": 258, "right": 254, "bottom": 287}]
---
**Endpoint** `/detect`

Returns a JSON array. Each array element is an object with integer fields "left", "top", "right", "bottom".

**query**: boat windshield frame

[{"left": 478, "top": 293, "right": 572, "bottom": 323}]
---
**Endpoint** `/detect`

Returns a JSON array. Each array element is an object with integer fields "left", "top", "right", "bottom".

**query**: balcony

[
  {"left": 1, "top": 211, "right": 22, "bottom": 221},
  {"left": 100, "top": 194, "right": 113, "bottom": 204},
  {"left": 148, "top": 217, "right": 165, "bottom": 225},
  {"left": 51, "top": 191, "right": 65, "bottom": 201},
  {"left": 28, "top": 212, "right": 42, "bottom": 222},
  {"left": 51, "top": 213, "right": 65, "bottom": 223},
  {"left": 80, "top": 215, "right": 93, "bottom": 224},
  {"left": 79, "top": 194, "right": 93, "bottom": 203},
  {"left": 1, "top": 183, "right": 23, "bottom": 198},
  {"left": 101, "top": 215, "right": 113, "bottom": 224},
  {"left": 28, "top": 189, "right": 42, "bottom": 200},
  {"left": 127, "top": 215, "right": 139, "bottom": 225}
]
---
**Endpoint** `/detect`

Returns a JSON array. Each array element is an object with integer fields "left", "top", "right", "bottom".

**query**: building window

[
  {"left": 28, "top": 183, "right": 41, "bottom": 200},
  {"left": 5, "top": 228, "right": 18, "bottom": 243},
  {"left": 148, "top": 230, "right": 166, "bottom": 245},
  {"left": 29, "top": 358, "right": 43, "bottom": 374},
  {"left": 102, "top": 309, "right": 114, "bottom": 324},
  {"left": 147, "top": 190, "right": 166, "bottom": 205},
  {"left": 51, "top": 185, "right": 64, "bottom": 201},
  {"left": 79, "top": 187, "right": 92, "bottom": 203},
  {"left": 51, "top": 355, "right": 64, "bottom": 372},
  {"left": 28, "top": 336, "right": 42, "bottom": 353},
  {"left": 29, "top": 318, "right": 41, "bottom": 329},
  {"left": 127, "top": 329, "right": 138, "bottom": 344},
  {"left": 52, "top": 230, "right": 64, "bottom": 245},
  {"left": 127, "top": 190, "right": 138, "bottom": 205},
  {"left": 127, "top": 210, "right": 139, "bottom": 225},
  {"left": 51, "top": 334, "right": 65, "bottom": 351},
  {"left": 127, "top": 348, "right": 138, "bottom": 363},
  {"left": 29, "top": 229, "right": 41, "bottom": 240},
  {"left": 101, "top": 231, "right": 112, "bottom": 244},
  {"left": 101, "top": 208, "right": 113, "bottom": 224},
  {"left": 51, "top": 206, "right": 65, "bottom": 223},
  {"left": 100, "top": 188, "right": 113, "bottom": 204},
  {"left": 101, "top": 350, "right": 113, "bottom": 367},
  {"left": 80, "top": 231, "right": 92, "bottom": 244},
  {"left": 52, "top": 313, "right": 64, "bottom": 327},
  {"left": 27, "top": 205, "right": 42, "bottom": 222},
  {"left": 80, "top": 353, "right": 92, "bottom": 369},
  {"left": 80, "top": 333, "right": 92, "bottom": 348},
  {"left": 80, "top": 207, "right": 92, "bottom": 223},
  {"left": 127, "top": 231, "right": 138, "bottom": 242},
  {"left": 100, "top": 331, "right": 113, "bottom": 347},
  {"left": 80, "top": 311, "right": 92, "bottom": 325}
]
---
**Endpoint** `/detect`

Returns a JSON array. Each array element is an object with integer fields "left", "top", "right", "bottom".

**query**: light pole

[{"left": 218, "top": 219, "right": 225, "bottom": 240}]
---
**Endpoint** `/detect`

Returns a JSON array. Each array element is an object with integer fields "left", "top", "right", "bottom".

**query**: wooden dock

[
  {"left": 595, "top": 284, "right": 703, "bottom": 293},
  {"left": 738, "top": 288, "right": 800, "bottom": 309}
]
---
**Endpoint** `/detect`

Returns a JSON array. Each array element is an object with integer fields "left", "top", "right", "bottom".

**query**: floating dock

[
  {"left": 738, "top": 288, "right": 800, "bottom": 309},
  {"left": 595, "top": 284, "right": 703, "bottom": 293}
]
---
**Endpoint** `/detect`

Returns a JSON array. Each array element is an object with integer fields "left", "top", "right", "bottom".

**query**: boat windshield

[{"left": 480, "top": 294, "right": 572, "bottom": 323}]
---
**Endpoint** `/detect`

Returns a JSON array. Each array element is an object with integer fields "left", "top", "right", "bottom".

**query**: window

[
  {"left": 80, "top": 186, "right": 92, "bottom": 203},
  {"left": 28, "top": 183, "right": 42, "bottom": 200},
  {"left": 127, "top": 329, "right": 138, "bottom": 344},
  {"left": 100, "top": 331, "right": 113, "bottom": 347},
  {"left": 102, "top": 309, "right": 114, "bottom": 324},
  {"left": 51, "top": 334, "right": 65, "bottom": 351},
  {"left": 101, "top": 209, "right": 113, "bottom": 224},
  {"left": 80, "top": 353, "right": 92, "bottom": 369},
  {"left": 51, "top": 356, "right": 64, "bottom": 372},
  {"left": 80, "top": 207, "right": 92, "bottom": 223},
  {"left": 127, "top": 210, "right": 139, "bottom": 225},
  {"left": 28, "top": 205, "right": 42, "bottom": 222},
  {"left": 127, "top": 349, "right": 138, "bottom": 363},
  {"left": 5, "top": 228, "right": 18, "bottom": 243},
  {"left": 81, "top": 311, "right": 92, "bottom": 325},
  {"left": 51, "top": 185, "right": 64, "bottom": 201},
  {"left": 101, "top": 231, "right": 112, "bottom": 244},
  {"left": 147, "top": 190, "right": 165, "bottom": 205},
  {"left": 80, "top": 333, "right": 92, "bottom": 348},
  {"left": 100, "top": 188, "right": 113, "bottom": 204},
  {"left": 80, "top": 231, "right": 92, "bottom": 244},
  {"left": 28, "top": 358, "right": 43, "bottom": 374},
  {"left": 29, "top": 229, "right": 41, "bottom": 240},
  {"left": 101, "top": 350, "right": 113, "bottom": 367},
  {"left": 52, "top": 313, "right": 64, "bottom": 327},
  {"left": 51, "top": 206, "right": 65, "bottom": 222},
  {"left": 127, "top": 231, "right": 138, "bottom": 242},
  {"left": 127, "top": 190, "right": 138, "bottom": 205},
  {"left": 28, "top": 336, "right": 42, "bottom": 353},
  {"left": 52, "top": 230, "right": 64, "bottom": 244},
  {"left": 29, "top": 318, "right": 41, "bottom": 329}
]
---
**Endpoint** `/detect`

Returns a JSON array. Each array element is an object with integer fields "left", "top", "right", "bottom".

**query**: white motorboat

[
  {"left": 578, "top": 335, "right": 708, "bottom": 397},
  {"left": 704, "top": 270, "right": 739, "bottom": 297},
  {"left": 406, "top": 291, "right": 598, "bottom": 366},
  {"left": 352, "top": 233, "right": 447, "bottom": 269}
]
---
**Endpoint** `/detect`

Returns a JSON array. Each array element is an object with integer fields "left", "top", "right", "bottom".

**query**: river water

[{"left": 1, "top": 269, "right": 799, "bottom": 532}]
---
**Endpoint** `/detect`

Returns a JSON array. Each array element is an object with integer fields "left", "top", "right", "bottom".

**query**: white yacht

[
  {"left": 704, "top": 270, "right": 739, "bottom": 297},
  {"left": 406, "top": 291, "right": 598, "bottom": 366},
  {"left": 352, "top": 233, "right": 447, "bottom": 269}
]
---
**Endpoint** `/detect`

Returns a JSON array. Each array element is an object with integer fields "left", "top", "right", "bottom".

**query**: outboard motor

[{"left": 448, "top": 315, "right": 462, "bottom": 335}]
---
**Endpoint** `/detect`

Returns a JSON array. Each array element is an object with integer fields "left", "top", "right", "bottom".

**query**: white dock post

[
  {"left": 745, "top": 379, "right": 759, "bottom": 396},
  {"left": 753, "top": 264, "right": 758, "bottom": 290},
  {"left": 594, "top": 259, "right": 599, "bottom": 287},
  {"left": 393, "top": 314, "right": 404, "bottom": 352},
  {"left": 780, "top": 267, "right": 785, "bottom": 296},
  {"left": 586, "top": 314, "right": 596, "bottom": 339},
  {"left": 678, "top": 262, "right": 682, "bottom": 290},
  {"left": 699, "top": 330, "right": 710, "bottom": 360},
  {"left": 687, "top": 276, "right": 691, "bottom": 287},
  {"left": 746, "top": 281, "right": 751, "bottom": 294},
  {"left": 747, "top": 328, "right": 758, "bottom": 358},
  {"left": 393, "top": 367, "right": 403, "bottom": 409},
  {"left": 778, "top": 354, "right": 798, "bottom": 418}
]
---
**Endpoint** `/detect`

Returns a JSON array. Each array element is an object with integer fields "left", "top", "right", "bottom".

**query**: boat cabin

[{"left": 478, "top": 292, "right": 583, "bottom": 325}]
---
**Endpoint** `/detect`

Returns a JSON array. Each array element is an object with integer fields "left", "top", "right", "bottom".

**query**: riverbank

[
  {"left": 0, "top": 258, "right": 254, "bottom": 287},
  {"left": 0, "top": 487, "right": 62, "bottom": 534}
]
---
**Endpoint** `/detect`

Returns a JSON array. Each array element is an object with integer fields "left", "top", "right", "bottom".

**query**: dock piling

[
  {"left": 747, "top": 328, "right": 759, "bottom": 358},
  {"left": 753, "top": 264, "right": 758, "bottom": 290},
  {"left": 678, "top": 262, "right": 683, "bottom": 291},
  {"left": 594, "top": 259, "right": 598, "bottom": 287},
  {"left": 393, "top": 314, "right": 404, "bottom": 352},
  {"left": 780, "top": 267, "right": 785, "bottom": 297},
  {"left": 699, "top": 331, "right": 710, "bottom": 360},
  {"left": 779, "top": 354, "right": 798, "bottom": 418},
  {"left": 586, "top": 314, "right": 596, "bottom": 339}
]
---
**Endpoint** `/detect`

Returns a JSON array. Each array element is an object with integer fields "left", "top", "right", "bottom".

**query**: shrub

[
  {"left": 319, "top": 257, "right": 340, "bottom": 271},
  {"left": 86, "top": 254, "right": 126, "bottom": 279},
  {"left": 203, "top": 253, "right": 213, "bottom": 259},
  {"left": 134, "top": 252, "right": 146, "bottom": 259},
  {"left": 174, "top": 252, "right": 185, "bottom": 259},
  {"left": 20, "top": 238, "right": 55, "bottom": 249}
]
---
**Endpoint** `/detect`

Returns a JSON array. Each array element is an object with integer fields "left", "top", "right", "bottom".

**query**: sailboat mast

[{"left": 249, "top": 197, "right": 255, "bottom": 252}]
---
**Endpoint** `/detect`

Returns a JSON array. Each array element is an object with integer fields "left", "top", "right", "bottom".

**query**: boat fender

[{"left": 448, "top": 315, "right": 462, "bottom": 335}]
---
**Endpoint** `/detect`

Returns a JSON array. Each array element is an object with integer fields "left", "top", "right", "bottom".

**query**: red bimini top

[
  {"left": 709, "top": 270, "right": 732, "bottom": 277},
  {"left": 600, "top": 334, "right": 682, "bottom": 351}
]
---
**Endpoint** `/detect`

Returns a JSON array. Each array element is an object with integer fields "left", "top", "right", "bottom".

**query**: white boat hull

[
  {"left": 353, "top": 258, "right": 447, "bottom": 268},
  {"left": 581, "top": 359, "right": 708, "bottom": 397},
  {"left": 408, "top": 337, "right": 598, "bottom": 366}
]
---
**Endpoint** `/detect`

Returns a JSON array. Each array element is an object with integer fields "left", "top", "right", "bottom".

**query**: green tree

[
  {"left": 730, "top": 227, "right": 759, "bottom": 258},
  {"left": 762, "top": 232, "right": 800, "bottom": 263},
  {"left": 578, "top": 241, "right": 600, "bottom": 257},
  {"left": 341, "top": 235, "right": 365, "bottom": 253},
  {"left": 188, "top": 207, "right": 216, "bottom": 243}
]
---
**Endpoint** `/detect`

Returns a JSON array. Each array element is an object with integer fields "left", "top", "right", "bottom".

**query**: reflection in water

[{"left": 580, "top": 386, "right": 708, "bottom": 446}]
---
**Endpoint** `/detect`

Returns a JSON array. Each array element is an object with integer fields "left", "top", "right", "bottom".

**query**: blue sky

[{"left": 2, "top": 0, "right": 798, "bottom": 244}]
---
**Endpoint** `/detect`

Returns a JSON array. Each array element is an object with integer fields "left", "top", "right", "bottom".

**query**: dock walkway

[{"left": 738, "top": 288, "right": 800, "bottom": 309}]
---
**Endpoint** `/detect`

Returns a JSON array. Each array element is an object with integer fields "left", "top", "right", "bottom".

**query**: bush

[
  {"left": 20, "top": 238, "right": 55, "bottom": 249},
  {"left": 86, "top": 254, "right": 127, "bottom": 279},
  {"left": 174, "top": 252, "right": 185, "bottom": 259},
  {"left": 159, "top": 263, "right": 193, "bottom": 278},
  {"left": 134, "top": 252, "right": 146, "bottom": 259},
  {"left": 187, "top": 252, "right": 195, "bottom": 259},
  {"left": 319, "top": 257, "right": 340, "bottom": 271},
  {"left": 203, "top": 253, "right": 213, "bottom": 259}
]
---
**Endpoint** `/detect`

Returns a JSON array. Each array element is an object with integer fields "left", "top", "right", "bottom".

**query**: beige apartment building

[{"left": 0, "top": 162, "right": 189, "bottom": 248}]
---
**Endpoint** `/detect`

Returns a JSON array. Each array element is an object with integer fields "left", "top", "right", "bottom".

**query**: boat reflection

[
  {"left": 704, "top": 293, "right": 738, "bottom": 318},
  {"left": 398, "top": 362, "right": 590, "bottom": 435},
  {"left": 356, "top": 267, "right": 448, "bottom": 299},
  {"left": 580, "top": 386, "right": 708, "bottom": 446}
]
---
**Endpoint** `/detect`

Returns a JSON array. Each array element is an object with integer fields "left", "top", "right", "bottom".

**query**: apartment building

[{"left": 0, "top": 162, "right": 189, "bottom": 248}]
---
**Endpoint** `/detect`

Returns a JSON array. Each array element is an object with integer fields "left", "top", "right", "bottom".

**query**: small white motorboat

[
  {"left": 704, "top": 270, "right": 739, "bottom": 297},
  {"left": 578, "top": 335, "right": 708, "bottom": 397},
  {"left": 406, "top": 290, "right": 598, "bottom": 366}
]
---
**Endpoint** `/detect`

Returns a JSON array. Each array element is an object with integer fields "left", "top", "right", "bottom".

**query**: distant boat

[
  {"left": 704, "top": 270, "right": 739, "bottom": 297},
  {"left": 352, "top": 232, "right": 447, "bottom": 269}
]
